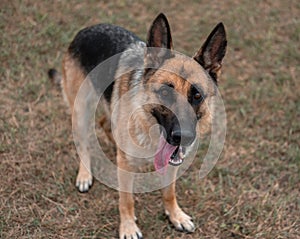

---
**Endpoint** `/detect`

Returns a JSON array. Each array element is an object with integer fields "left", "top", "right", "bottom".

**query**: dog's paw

[
  {"left": 76, "top": 171, "right": 93, "bottom": 193},
  {"left": 166, "top": 208, "right": 195, "bottom": 233},
  {"left": 119, "top": 219, "right": 143, "bottom": 239}
]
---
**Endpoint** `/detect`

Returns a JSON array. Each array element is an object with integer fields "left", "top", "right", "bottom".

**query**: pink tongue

[{"left": 154, "top": 135, "right": 177, "bottom": 173}]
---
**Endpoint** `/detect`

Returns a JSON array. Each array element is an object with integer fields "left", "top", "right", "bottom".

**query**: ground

[{"left": 0, "top": 0, "right": 299, "bottom": 238}]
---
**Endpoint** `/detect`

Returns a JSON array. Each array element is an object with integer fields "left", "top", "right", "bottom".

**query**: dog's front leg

[
  {"left": 72, "top": 90, "right": 94, "bottom": 193},
  {"left": 161, "top": 166, "right": 195, "bottom": 233},
  {"left": 117, "top": 152, "right": 143, "bottom": 239}
]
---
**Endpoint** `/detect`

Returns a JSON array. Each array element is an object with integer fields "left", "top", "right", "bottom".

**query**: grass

[{"left": 1, "top": 0, "right": 300, "bottom": 238}]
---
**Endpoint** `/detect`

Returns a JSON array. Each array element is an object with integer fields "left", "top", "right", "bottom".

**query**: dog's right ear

[{"left": 145, "top": 13, "right": 173, "bottom": 67}]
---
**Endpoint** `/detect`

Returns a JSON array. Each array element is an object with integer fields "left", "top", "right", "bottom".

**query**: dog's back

[{"left": 67, "top": 24, "right": 141, "bottom": 102}]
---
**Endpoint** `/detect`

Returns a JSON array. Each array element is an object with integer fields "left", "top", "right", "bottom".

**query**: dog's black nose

[{"left": 171, "top": 130, "right": 195, "bottom": 146}]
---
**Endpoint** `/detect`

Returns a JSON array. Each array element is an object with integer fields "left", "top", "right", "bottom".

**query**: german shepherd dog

[{"left": 51, "top": 13, "right": 226, "bottom": 238}]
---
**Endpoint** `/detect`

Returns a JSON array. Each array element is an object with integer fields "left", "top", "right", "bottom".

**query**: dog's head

[{"left": 142, "top": 13, "right": 227, "bottom": 170}]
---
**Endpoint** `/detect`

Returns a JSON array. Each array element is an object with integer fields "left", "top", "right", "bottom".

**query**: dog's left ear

[
  {"left": 194, "top": 23, "right": 227, "bottom": 83},
  {"left": 145, "top": 13, "right": 173, "bottom": 67}
]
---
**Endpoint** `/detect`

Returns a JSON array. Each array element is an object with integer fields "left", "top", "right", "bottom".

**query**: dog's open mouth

[
  {"left": 154, "top": 134, "right": 186, "bottom": 173},
  {"left": 169, "top": 145, "right": 185, "bottom": 166}
]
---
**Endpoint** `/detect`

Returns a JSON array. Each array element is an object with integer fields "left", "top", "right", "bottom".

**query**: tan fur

[
  {"left": 147, "top": 57, "right": 215, "bottom": 137},
  {"left": 60, "top": 16, "right": 226, "bottom": 238},
  {"left": 109, "top": 57, "right": 214, "bottom": 236},
  {"left": 62, "top": 53, "right": 213, "bottom": 236},
  {"left": 98, "top": 115, "right": 114, "bottom": 144},
  {"left": 62, "top": 53, "right": 94, "bottom": 191},
  {"left": 62, "top": 53, "right": 86, "bottom": 111}
]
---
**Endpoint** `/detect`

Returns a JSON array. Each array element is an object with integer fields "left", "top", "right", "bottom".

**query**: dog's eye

[
  {"left": 161, "top": 89, "right": 169, "bottom": 97},
  {"left": 194, "top": 92, "right": 202, "bottom": 100},
  {"left": 158, "top": 86, "right": 171, "bottom": 97},
  {"left": 192, "top": 92, "right": 203, "bottom": 104},
  {"left": 189, "top": 85, "right": 204, "bottom": 105},
  {"left": 157, "top": 86, "right": 174, "bottom": 102}
]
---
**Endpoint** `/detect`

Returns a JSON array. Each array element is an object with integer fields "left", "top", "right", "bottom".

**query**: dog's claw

[
  {"left": 167, "top": 209, "right": 195, "bottom": 233},
  {"left": 120, "top": 230, "right": 143, "bottom": 239},
  {"left": 136, "top": 232, "right": 143, "bottom": 239},
  {"left": 76, "top": 172, "right": 93, "bottom": 193},
  {"left": 119, "top": 219, "right": 143, "bottom": 239}
]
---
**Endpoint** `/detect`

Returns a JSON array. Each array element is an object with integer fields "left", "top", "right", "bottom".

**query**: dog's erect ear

[
  {"left": 194, "top": 23, "right": 227, "bottom": 83},
  {"left": 145, "top": 13, "right": 173, "bottom": 67},
  {"left": 147, "top": 13, "right": 173, "bottom": 49}
]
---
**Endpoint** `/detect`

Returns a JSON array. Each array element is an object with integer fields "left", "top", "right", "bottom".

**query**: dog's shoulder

[{"left": 67, "top": 23, "right": 144, "bottom": 102}]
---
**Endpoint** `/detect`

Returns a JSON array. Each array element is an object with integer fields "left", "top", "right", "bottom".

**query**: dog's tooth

[
  {"left": 179, "top": 151, "right": 185, "bottom": 159},
  {"left": 178, "top": 146, "right": 185, "bottom": 159}
]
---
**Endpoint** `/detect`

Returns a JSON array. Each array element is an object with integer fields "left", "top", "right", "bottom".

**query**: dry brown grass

[{"left": 1, "top": 0, "right": 299, "bottom": 238}]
